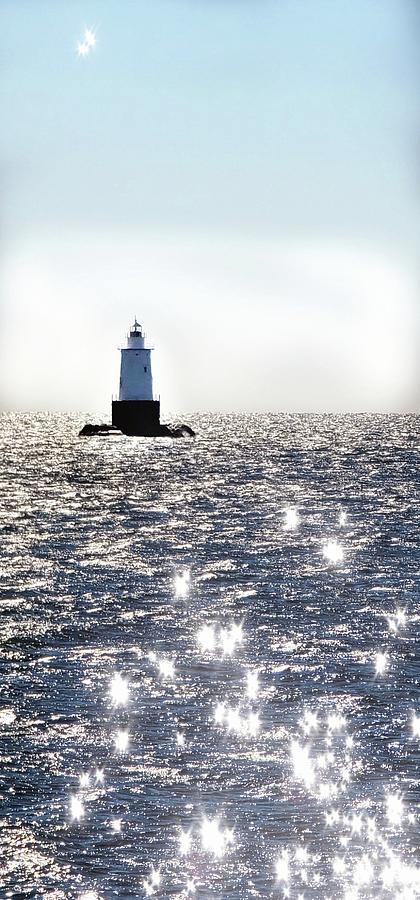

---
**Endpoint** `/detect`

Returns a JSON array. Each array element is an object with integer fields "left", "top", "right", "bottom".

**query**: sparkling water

[{"left": 1, "top": 413, "right": 419, "bottom": 898}]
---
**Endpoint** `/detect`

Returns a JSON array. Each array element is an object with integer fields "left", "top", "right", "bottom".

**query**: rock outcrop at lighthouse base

[{"left": 78, "top": 422, "right": 196, "bottom": 438}]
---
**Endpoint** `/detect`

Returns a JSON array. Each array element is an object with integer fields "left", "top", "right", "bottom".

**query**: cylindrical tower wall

[{"left": 119, "top": 348, "right": 153, "bottom": 401}]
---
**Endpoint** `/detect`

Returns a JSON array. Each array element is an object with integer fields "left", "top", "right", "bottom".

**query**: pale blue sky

[{"left": 1, "top": 1, "right": 419, "bottom": 411}]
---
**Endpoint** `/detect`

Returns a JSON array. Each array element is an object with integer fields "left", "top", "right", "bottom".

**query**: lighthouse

[{"left": 111, "top": 320, "right": 161, "bottom": 436}]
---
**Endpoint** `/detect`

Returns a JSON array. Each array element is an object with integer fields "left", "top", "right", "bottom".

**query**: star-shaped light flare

[{"left": 76, "top": 27, "right": 97, "bottom": 58}]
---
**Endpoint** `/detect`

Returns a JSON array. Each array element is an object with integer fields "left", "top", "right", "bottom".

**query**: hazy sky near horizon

[{"left": 1, "top": 0, "right": 419, "bottom": 412}]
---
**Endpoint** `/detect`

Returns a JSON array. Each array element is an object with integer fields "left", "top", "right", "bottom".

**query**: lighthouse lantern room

[{"left": 112, "top": 320, "right": 161, "bottom": 435}]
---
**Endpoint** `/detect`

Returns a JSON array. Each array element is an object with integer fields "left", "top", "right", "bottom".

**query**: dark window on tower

[{"left": 144, "top": 366, "right": 147, "bottom": 372}]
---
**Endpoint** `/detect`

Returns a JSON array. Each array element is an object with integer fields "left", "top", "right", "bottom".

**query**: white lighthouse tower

[
  {"left": 118, "top": 319, "right": 153, "bottom": 401},
  {"left": 112, "top": 320, "right": 161, "bottom": 435}
]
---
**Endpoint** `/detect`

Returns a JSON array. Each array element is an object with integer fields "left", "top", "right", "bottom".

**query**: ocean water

[{"left": 0, "top": 412, "right": 419, "bottom": 900}]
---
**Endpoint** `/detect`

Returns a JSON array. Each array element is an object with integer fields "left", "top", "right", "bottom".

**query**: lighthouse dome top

[
  {"left": 126, "top": 318, "right": 147, "bottom": 349},
  {"left": 130, "top": 318, "right": 142, "bottom": 337}
]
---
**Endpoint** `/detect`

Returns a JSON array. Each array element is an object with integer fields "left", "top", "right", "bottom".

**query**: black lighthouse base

[
  {"left": 112, "top": 399, "right": 161, "bottom": 436},
  {"left": 79, "top": 401, "right": 195, "bottom": 438}
]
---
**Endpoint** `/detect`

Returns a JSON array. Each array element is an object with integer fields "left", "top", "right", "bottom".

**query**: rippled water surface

[{"left": 1, "top": 413, "right": 419, "bottom": 899}]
